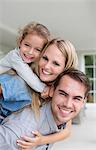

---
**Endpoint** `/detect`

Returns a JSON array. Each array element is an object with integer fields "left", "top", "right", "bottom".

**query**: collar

[
  {"left": 45, "top": 102, "right": 66, "bottom": 132},
  {"left": 57, "top": 123, "right": 66, "bottom": 129}
]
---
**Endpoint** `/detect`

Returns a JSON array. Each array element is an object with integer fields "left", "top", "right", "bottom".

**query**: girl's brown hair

[{"left": 17, "top": 22, "right": 50, "bottom": 48}]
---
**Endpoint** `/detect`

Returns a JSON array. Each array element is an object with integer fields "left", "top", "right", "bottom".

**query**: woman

[
  {"left": 0, "top": 38, "right": 78, "bottom": 149},
  {"left": 31, "top": 38, "right": 78, "bottom": 114}
]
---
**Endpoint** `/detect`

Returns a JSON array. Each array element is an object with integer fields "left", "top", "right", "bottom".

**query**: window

[{"left": 84, "top": 55, "right": 96, "bottom": 103}]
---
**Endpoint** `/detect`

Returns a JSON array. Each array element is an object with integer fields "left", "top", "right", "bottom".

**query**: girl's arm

[
  {"left": 41, "top": 120, "right": 72, "bottom": 144},
  {"left": 0, "top": 48, "right": 46, "bottom": 93},
  {"left": 17, "top": 120, "right": 72, "bottom": 149},
  {"left": 0, "top": 84, "right": 2, "bottom": 95}
]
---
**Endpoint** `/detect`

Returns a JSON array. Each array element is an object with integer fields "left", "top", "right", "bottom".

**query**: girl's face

[
  {"left": 19, "top": 34, "right": 45, "bottom": 63},
  {"left": 39, "top": 44, "right": 65, "bottom": 82}
]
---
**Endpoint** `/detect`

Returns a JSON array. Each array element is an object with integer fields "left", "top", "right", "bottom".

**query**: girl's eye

[
  {"left": 42, "top": 56, "right": 48, "bottom": 61},
  {"left": 24, "top": 43, "right": 30, "bottom": 47}
]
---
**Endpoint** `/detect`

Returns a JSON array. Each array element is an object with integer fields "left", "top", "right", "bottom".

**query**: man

[{"left": 0, "top": 69, "right": 90, "bottom": 150}]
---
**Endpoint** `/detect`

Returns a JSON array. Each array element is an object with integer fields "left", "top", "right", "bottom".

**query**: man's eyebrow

[
  {"left": 59, "top": 90, "right": 83, "bottom": 99},
  {"left": 58, "top": 89, "right": 68, "bottom": 95}
]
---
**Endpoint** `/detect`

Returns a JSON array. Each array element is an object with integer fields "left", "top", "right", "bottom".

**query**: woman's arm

[{"left": 17, "top": 120, "right": 72, "bottom": 149}]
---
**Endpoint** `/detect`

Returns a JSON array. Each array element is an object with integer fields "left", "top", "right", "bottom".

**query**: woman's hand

[{"left": 17, "top": 131, "right": 44, "bottom": 150}]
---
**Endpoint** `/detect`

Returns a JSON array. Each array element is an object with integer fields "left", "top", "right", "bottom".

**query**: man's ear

[
  {"left": 49, "top": 85, "right": 55, "bottom": 97},
  {"left": 81, "top": 97, "right": 87, "bottom": 108}
]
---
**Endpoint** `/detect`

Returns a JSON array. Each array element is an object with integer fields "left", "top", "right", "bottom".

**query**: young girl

[
  {"left": 0, "top": 22, "right": 50, "bottom": 93},
  {"left": 0, "top": 38, "right": 78, "bottom": 149},
  {"left": 0, "top": 22, "right": 51, "bottom": 120}
]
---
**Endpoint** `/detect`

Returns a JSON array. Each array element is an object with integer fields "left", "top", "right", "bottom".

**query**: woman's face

[{"left": 39, "top": 44, "right": 65, "bottom": 82}]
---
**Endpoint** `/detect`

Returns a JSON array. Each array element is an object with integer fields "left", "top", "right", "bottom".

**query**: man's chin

[{"left": 60, "top": 115, "right": 74, "bottom": 123}]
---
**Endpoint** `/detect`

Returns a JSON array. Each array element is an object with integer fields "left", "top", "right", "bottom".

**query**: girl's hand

[
  {"left": 41, "top": 86, "right": 51, "bottom": 98},
  {"left": 0, "top": 85, "right": 2, "bottom": 95},
  {"left": 17, "top": 131, "right": 43, "bottom": 150}
]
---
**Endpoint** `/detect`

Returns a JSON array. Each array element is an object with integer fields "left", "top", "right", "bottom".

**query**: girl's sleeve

[
  {"left": 0, "top": 49, "right": 46, "bottom": 92},
  {"left": 7, "top": 49, "right": 46, "bottom": 93}
]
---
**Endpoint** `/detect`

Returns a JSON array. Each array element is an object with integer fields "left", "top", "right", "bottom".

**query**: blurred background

[
  {"left": 0, "top": 0, "right": 96, "bottom": 149},
  {"left": 0, "top": 0, "right": 96, "bottom": 103}
]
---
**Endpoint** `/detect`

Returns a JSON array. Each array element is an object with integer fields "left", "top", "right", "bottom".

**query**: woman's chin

[
  {"left": 40, "top": 77, "right": 47, "bottom": 82},
  {"left": 40, "top": 75, "right": 49, "bottom": 82}
]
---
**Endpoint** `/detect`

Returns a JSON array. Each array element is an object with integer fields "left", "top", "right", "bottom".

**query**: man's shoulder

[
  {"left": 39, "top": 102, "right": 52, "bottom": 122},
  {"left": 40, "top": 102, "right": 51, "bottom": 111}
]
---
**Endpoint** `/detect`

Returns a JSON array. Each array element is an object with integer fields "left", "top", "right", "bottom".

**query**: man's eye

[
  {"left": 74, "top": 98, "right": 82, "bottom": 102},
  {"left": 59, "top": 92, "right": 67, "bottom": 96}
]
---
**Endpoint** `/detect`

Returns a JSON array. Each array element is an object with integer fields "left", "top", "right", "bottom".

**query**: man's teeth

[{"left": 59, "top": 107, "right": 71, "bottom": 114}]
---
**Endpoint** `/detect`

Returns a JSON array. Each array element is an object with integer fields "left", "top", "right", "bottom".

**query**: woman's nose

[{"left": 44, "top": 62, "right": 51, "bottom": 69}]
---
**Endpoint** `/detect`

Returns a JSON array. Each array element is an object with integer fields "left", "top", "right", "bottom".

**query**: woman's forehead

[{"left": 44, "top": 44, "right": 61, "bottom": 54}]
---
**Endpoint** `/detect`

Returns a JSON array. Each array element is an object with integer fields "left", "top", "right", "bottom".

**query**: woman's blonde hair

[
  {"left": 31, "top": 38, "right": 78, "bottom": 117},
  {"left": 17, "top": 21, "right": 50, "bottom": 48},
  {"left": 40, "top": 38, "right": 78, "bottom": 69}
]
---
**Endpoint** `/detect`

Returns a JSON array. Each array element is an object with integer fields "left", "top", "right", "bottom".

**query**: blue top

[{"left": 0, "top": 73, "right": 32, "bottom": 117}]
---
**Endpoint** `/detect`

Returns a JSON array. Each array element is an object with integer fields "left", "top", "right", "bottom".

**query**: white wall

[{"left": 0, "top": 44, "right": 12, "bottom": 59}]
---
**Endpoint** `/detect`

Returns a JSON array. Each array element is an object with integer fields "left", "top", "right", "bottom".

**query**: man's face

[{"left": 51, "top": 75, "right": 86, "bottom": 125}]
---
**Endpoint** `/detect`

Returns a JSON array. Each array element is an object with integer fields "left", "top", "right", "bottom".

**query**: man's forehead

[
  {"left": 59, "top": 75, "right": 71, "bottom": 84},
  {"left": 57, "top": 75, "right": 86, "bottom": 97},
  {"left": 58, "top": 75, "right": 78, "bottom": 88}
]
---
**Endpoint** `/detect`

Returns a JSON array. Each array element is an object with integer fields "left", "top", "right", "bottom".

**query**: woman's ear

[{"left": 49, "top": 85, "right": 55, "bottom": 97}]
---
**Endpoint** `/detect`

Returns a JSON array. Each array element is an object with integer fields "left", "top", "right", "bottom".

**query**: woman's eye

[
  {"left": 35, "top": 48, "right": 41, "bottom": 52},
  {"left": 42, "top": 56, "right": 48, "bottom": 61},
  {"left": 53, "top": 61, "right": 60, "bottom": 66}
]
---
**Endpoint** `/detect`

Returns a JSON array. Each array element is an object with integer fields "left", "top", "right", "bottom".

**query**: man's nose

[{"left": 64, "top": 97, "right": 73, "bottom": 107}]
